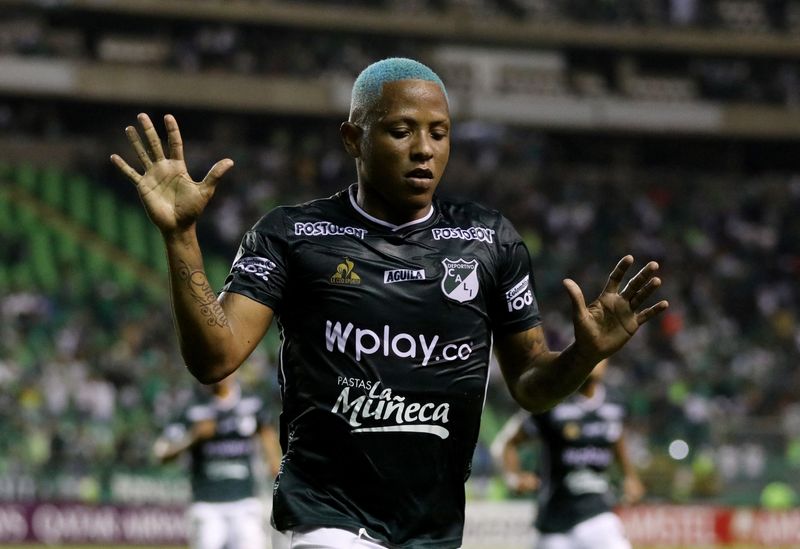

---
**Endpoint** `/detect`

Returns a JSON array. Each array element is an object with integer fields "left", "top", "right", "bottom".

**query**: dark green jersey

[
  {"left": 166, "top": 386, "right": 269, "bottom": 503},
  {"left": 529, "top": 384, "right": 625, "bottom": 533},
  {"left": 222, "top": 185, "right": 541, "bottom": 548}
]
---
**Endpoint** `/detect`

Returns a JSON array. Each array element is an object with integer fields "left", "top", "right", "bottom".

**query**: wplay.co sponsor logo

[{"left": 324, "top": 320, "right": 473, "bottom": 367}]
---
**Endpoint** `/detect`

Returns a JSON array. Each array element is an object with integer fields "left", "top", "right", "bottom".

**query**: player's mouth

[{"left": 404, "top": 168, "right": 434, "bottom": 187}]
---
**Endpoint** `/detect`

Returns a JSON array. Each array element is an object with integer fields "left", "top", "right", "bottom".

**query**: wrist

[
  {"left": 569, "top": 341, "right": 603, "bottom": 367},
  {"left": 162, "top": 225, "right": 198, "bottom": 247}
]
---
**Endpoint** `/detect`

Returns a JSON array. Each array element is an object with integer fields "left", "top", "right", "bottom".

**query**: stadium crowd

[
  {"left": 2, "top": 114, "right": 799, "bottom": 504},
  {"left": 1, "top": 0, "right": 800, "bottom": 108}
]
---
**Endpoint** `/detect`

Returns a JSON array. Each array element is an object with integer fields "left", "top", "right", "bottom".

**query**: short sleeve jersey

[
  {"left": 527, "top": 384, "right": 625, "bottom": 533},
  {"left": 164, "top": 387, "right": 270, "bottom": 503},
  {"left": 222, "top": 185, "right": 541, "bottom": 548}
]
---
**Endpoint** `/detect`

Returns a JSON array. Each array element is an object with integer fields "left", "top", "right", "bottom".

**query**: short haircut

[{"left": 349, "top": 57, "right": 448, "bottom": 124}]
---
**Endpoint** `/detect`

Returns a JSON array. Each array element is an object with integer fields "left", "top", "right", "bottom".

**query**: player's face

[{"left": 353, "top": 79, "right": 450, "bottom": 224}]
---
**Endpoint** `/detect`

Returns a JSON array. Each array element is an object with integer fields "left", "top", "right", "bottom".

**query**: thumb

[
  {"left": 563, "top": 278, "right": 587, "bottom": 317},
  {"left": 202, "top": 158, "right": 234, "bottom": 189}
]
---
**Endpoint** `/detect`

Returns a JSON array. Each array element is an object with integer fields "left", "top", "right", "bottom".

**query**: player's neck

[{"left": 351, "top": 185, "right": 434, "bottom": 228}]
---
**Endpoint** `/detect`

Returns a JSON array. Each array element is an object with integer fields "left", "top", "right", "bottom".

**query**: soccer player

[
  {"left": 491, "top": 359, "right": 644, "bottom": 549},
  {"left": 111, "top": 57, "right": 667, "bottom": 549},
  {"left": 153, "top": 373, "right": 281, "bottom": 549}
]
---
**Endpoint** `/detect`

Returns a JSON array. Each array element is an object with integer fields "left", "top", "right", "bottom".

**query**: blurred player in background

[
  {"left": 492, "top": 359, "right": 644, "bottom": 549},
  {"left": 113, "top": 57, "right": 666, "bottom": 548},
  {"left": 153, "top": 373, "right": 281, "bottom": 549}
]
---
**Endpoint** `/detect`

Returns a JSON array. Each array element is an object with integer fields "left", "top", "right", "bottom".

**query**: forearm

[
  {"left": 260, "top": 429, "right": 282, "bottom": 477},
  {"left": 153, "top": 435, "right": 192, "bottom": 463},
  {"left": 164, "top": 228, "right": 236, "bottom": 382},
  {"left": 511, "top": 342, "right": 599, "bottom": 413},
  {"left": 614, "top": 436, "right": 637, "bottom": 478}
]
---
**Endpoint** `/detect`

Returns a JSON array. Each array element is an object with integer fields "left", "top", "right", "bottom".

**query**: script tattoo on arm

[{"left": 178, "top": 260, "right": 229, "bottom": 328}]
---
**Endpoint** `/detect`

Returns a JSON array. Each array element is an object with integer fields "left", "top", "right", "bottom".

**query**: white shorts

[
  {"left": 537, "top": 512, "right": 631, "bottom": 549},
  {"left": 272, "top": 526, "right": 391, "bottom": 549},
  {"left": 188, "top": 497, "right": 267, "bottom": 549}
]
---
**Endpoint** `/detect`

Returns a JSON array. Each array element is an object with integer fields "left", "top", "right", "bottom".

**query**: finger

[
  {"left": 110, "top": 154, "right": 142, "bottom": 185},
  {"left": 602, "top": 255, "right": 634, "bottom": 295},
  {"left": 202, "top": 158, "right": 234, "bottom": 189},
  {"left": 635, "top": 300, "right": 669, "bottom": 325},
  {"left": 620, "top": 261, "right": 659, "bottom": 301},
  {"left": 629, "top": 276, "right": 661, "bottom": 310},
  {"left": 125, "top": 125, "right": 152, "bottom": 170},
  {"left": 138, "top": 112, "right": 166, "bottom": 161},
  {"left": 563, "top": 278, "right": 588, "bottom": 317},
  {"left": 165, "top": 114, "right": 184, "bottom": 161}
]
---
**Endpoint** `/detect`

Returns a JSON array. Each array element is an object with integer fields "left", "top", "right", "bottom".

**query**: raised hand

[
  {"left": 563, "top": 256, "right": 668, "bottom": 363},
  {"left": 110, "top": 113, "right": 233, "bottom": 236}
]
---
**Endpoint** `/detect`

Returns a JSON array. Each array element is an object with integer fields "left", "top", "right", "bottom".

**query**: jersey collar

[{"left": 348, "top": 184, "right": 435, "bottom": 232}]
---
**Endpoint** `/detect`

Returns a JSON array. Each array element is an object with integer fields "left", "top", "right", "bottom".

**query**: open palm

[
  {"left": 564, "top": 256, "right": 668, "bottom": 362},
  {"left": 110, "top": 113, "right": 233, "bottom": 235}
]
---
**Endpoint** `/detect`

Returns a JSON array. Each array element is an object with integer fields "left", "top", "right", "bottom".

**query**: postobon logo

[
  {"left": 432, "top": 226, "right": 495, "bottom": 244},
  {"left": 294, "top": 221, "right": 367, "bottom": 239},
  {"left": 331, "top": 382, "right": 451, "bottom": 439},
  {"left": 505, "top": 275, "right": 533, "bottom": 312}
]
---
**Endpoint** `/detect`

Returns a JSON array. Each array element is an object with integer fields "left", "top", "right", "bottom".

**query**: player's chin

[
  {"left": 398, "top": 190, "right": 436, "bottom": 213},
  {"left": 403, "top": 175, "right": 436, "bottom": 192},
  {"left": 399, "top": 176, "right": 440, "bottom": 202}
]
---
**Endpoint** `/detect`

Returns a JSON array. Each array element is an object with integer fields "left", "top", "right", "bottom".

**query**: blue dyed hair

[{"left": 349, "top": 57, "right": 448, "bottom": 123}]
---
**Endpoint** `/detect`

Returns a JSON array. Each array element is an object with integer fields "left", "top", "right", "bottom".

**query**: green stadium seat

[
  {"left": 94, "top": 190, "right": 120, "bottom": 245},
  {"left": 67, "top": 175, "right": 93, "bottom": 225},
  {"left": 84, "top": 247, "right": 108, "bottom": 283},
  {"left": 14, "top": 162, "right": 37, "bottom": 194},
  {"left": 115, "top": 264, "right": 138, "bottom": 292},
  {"left": 16, "top": 202, "right": 38, "bottom": 231},
  {"left": 40, "top": 166, "right": 65, "bottom": 209},
  {"left": 0, "top": 263, "right": 8, "bottom": 292},
  {"left": 30, "top": 230, "right": 59, "bottom": 291},
  {"left": 0, "top": 188, "right": 15, "bottom": 233},
  {"left": 121, "top": 207, "right": 149, "bottom": 262},
  {"left": 10, "top": 260, "right": 35, "bottom": 290},
  {"left": 54, "top": 227, "right": 81, "bottom": 264}
]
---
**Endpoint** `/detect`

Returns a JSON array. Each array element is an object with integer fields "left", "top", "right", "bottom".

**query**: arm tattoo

[{"left": 178, "top": 260, "right": 229, "bottom": 327}]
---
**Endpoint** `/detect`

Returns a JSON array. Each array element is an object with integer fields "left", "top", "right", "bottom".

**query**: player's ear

[{"left": 340, "top": 121, "right": 363, "bottom": 158}]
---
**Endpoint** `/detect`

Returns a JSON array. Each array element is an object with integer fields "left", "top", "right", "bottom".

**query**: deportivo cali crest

[{"left": 441, "top": 258, "right": 479, "bottom": 303}]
